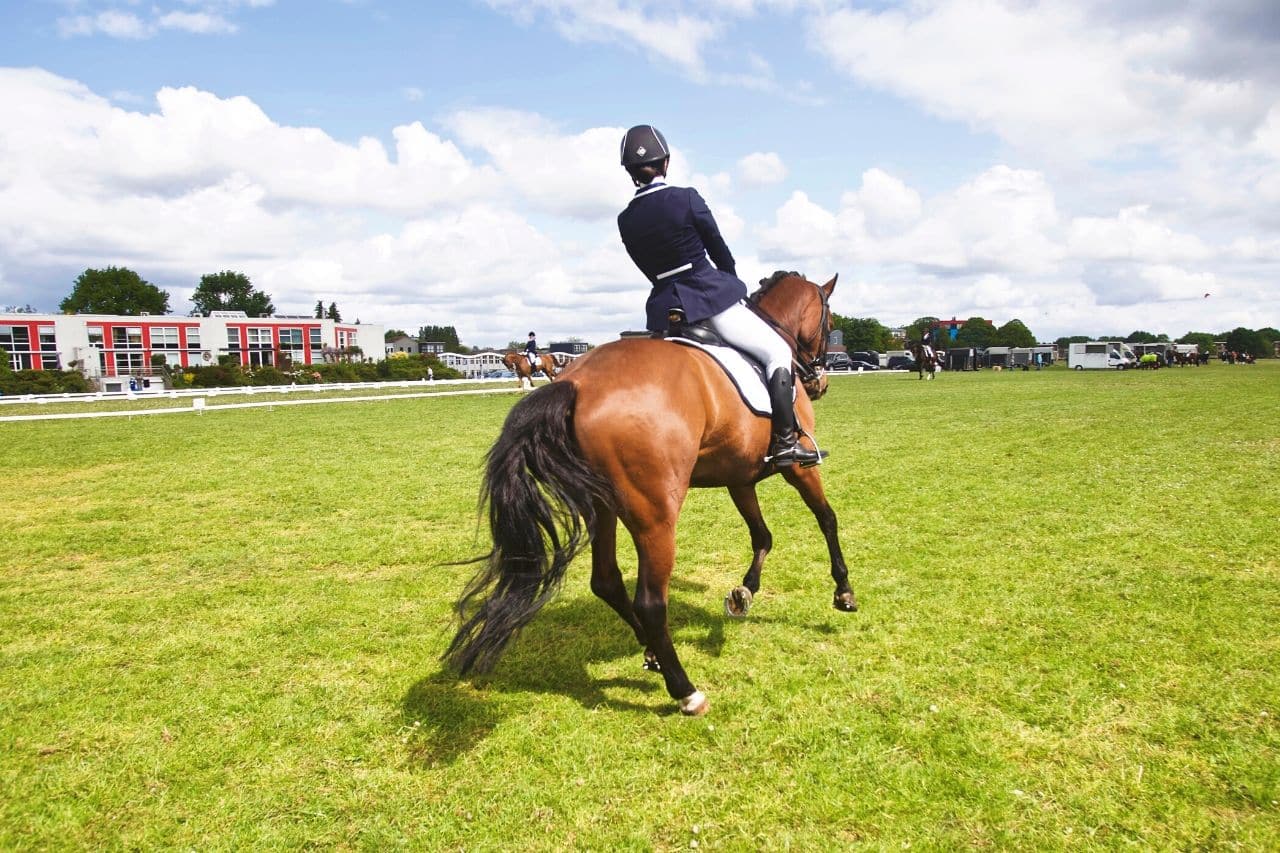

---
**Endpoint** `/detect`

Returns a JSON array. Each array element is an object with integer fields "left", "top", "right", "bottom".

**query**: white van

[{"left": 1068, "top": 341, "right": 1137, "bottom": 370}]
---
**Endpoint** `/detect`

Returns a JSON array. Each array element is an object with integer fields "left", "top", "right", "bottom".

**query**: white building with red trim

[{"left": 0, "top": 311, "right": 384, "bottom": 379}]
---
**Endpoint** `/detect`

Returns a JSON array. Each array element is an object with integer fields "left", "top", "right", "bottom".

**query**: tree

[
  {"left": 384, "top": 328, "right": 409, "bottom": 342},
  {"left": 1176, "top": 331, "right": 1216, "bottom": 354},
  {"left": 904, "top": 316, "right": 939, "bottom": 343},
  {"left": 60, "top": 266, "right": 170, "bottom": 315},
  {"left": 993, "top": 319, "right": 1036, "bottom": 347},
  {"left": 954, "top": 317, "right": 995, "bottom": 348},
  {"left": 831, "top": 314, "right": 891, "bottom": 352},
  {"left": 314, "top": 300, "right": 324, "bottom": 319},
  {"left": 1055, "top": 335, "right": 1092, "bottom": 346},
  {"left": 190, "top": 270, "right": 274, "bottom": 317},
  {"left": 1124, "top": 330, "right": 1168, "bottom": 343},
  {"left": 1224, "top": 327, "right": 1268, "bottom": 358},
  {"left": 326, "top": 302, "right": 342, "bottom": 322},
  {"left": 417, "top": 325, "right": 462, "bottom": 352}
]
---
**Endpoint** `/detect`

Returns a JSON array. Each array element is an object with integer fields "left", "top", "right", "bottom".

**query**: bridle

[{"left": 748, "top": 274, "right": 830, "bottom": 393}]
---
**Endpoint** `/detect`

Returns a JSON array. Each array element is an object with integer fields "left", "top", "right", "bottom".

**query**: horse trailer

[{"left": 1068, "top": 341, "right": 1137, "bottom": 370}]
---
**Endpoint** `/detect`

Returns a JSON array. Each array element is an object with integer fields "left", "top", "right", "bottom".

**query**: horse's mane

[{"left": 749, "top": 270, "right": 804, "bottom": 304}]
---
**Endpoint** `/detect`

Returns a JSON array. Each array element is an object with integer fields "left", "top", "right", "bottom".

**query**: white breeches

[{"left": 704, "top": 301, "right": 792, "bottom": 376}]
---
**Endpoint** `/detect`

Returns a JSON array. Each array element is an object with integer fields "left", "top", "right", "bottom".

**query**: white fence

[{"left": 0, "top": 376, "right": 542, "bottom": 423}]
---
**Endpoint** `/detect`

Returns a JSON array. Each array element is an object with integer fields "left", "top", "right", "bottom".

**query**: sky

[{"left": 1, "top": 0, "right": 1278, "bottom": 347}]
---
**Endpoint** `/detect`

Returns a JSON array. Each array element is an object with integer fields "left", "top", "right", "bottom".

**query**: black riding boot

[{"left": 764, "top": 368, "right": 820, "bottom": 467}]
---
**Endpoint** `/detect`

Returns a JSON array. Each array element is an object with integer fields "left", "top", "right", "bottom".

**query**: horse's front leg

[
  {"left": 781, "top": 466, "right": 857, "bottom": 612},
  {"left": 723, "top": 484, "right": 772, "bottom": 618}
]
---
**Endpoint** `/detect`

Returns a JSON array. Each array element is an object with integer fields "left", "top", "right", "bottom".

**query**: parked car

[
  {"left": 825, "top": 352, "right": 853, "bottom": 371},
  {"left": 886, "top": 355, "right": 916, "bottom": 371},
  {"left": 848, "top": 351, "right": 880, "bottom": 370}
]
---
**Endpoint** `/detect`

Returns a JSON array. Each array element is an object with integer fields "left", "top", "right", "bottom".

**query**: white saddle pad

[{"left": 667, "top": 337, "right": 783, "bottom": 417}]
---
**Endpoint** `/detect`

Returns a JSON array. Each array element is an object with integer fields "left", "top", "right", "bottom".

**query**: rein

[{"left": 748, "top": 274, "right": 830, "bottom": 387}]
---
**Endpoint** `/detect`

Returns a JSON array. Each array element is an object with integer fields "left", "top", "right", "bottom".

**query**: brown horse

[
  {"left": 446, "top": 272, "right": 854, "bottom": 716},
  {"left": 910, "top": 341, "right": 940, "bottom": 380},
  {"left": 502, "top": 350, "right": 558, "bottom": 388}
]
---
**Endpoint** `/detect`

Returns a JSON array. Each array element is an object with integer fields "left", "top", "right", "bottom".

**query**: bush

[
  {"left": 187, "top": 364, "right": 246, "bottom": 387},
  {"left": 0, "top": 369, "right": 93, "bottom": 395},
  {"left": 247, "top": 366, "right": 290, "bottom": 386}
]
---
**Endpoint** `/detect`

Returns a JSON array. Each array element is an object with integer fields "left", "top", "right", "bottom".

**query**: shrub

[
  {"left": 0, "top": 369, "right": 93, "bottom": 395},
  {"left": 247, "top": 366, "right": 290, "bottom": 386},
  {"left": 187, "top": 364, "right": 246, "bottom": 387}
]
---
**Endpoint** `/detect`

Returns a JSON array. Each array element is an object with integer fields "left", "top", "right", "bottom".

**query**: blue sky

[{"left": 2, "top": 1, "right": 1278, "bottom": 345}]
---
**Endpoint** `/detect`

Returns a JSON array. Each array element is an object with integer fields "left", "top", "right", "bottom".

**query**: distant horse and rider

[
  {"left": 501, "top": 349, "right": 558, "bottom": 389},
  {"left": 910, "top": 336, "right": 941, "bottom": 380},
  {"left": 446, "top": 271, "right": 853, "bottom": 716}
]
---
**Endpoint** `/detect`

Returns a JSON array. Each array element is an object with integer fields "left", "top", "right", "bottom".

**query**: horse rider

[
  {"left": 920, "top": 327, "right": 936, "bottom": 362},
  {"left": 616, "top": 124, "right": 819, "bottom": 467},
  {"left": 525, "top": 331, "right": 538, "bottom": 369}
]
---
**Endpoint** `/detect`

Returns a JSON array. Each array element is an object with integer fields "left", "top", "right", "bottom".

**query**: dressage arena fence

[
  {"left": 0, "top": 377, "right": 537, "bottom": 422},
  {"left": 0, "top": 367, "right": 890, "bottom": 423}
]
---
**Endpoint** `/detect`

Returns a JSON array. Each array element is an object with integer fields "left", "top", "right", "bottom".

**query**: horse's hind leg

[
  {"left": 781, "top": 466, "right": 857, "bottom": 612},
  {"left": 629, "top": 521, "right": 706, "bottom": 715},
  {"left": 588, "top": 504, "right": 653, "bottom": 666},
  {"left": 724, "top": 484, "right": 772, "bottom": 617}
]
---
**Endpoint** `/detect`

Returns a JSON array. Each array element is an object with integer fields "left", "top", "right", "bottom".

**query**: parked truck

[{"left": 1068, "top": 341, "right": 1137, "bottom": 370}]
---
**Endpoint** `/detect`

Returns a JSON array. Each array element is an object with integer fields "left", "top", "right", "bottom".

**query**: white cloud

[
  {"left": 809, "top": 1, "right": 1275, "bottom": 160},
  {"left": 1068, "top": 207, "right": 1211, "bottom": 263},
  {"left": 737, "top": 152, "right": 787, "bottom": 187},
  {"left": 0, "top": 69, "right": 654, "bottom": 344},
  {"left": 759, "top": 165, "right": 1062, "bottom": 276},
  {"left": 56, "top": 2, "right": 268, "bottom": 40},
  {"left": 2, "top": 63, "right": 1276, "bottom": 345},
  {"left": 59, "top": 12, "right": 150, "bottom": 40},
  {"left": 157, "top": 12, "right": 238, "bottom": 35},
  {"left": 482, "top": 0, "right": 719, "bottom": 76}
]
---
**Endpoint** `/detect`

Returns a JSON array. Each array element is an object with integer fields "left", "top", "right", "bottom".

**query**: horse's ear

[{"left": 821, "top": 274, "right": 837, "bottom": 297}]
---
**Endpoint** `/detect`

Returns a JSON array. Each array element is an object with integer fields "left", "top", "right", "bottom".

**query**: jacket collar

[{"left": 633, "top": 179, "right": 669, "bottom": 199}]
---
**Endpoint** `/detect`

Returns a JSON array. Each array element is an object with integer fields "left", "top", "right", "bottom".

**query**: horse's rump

[{"left": 567, "top": 339, "right": 804, "bottom": 489}]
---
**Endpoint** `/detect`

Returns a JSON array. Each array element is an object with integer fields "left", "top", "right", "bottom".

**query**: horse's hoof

[
  {"left": 724, "top": 586, "right": 753, "bottom": 618},
  {"left": 678, "top": 690, "right": 710, "bottom": 716},
  {"left": 833, "top": 591, "right": 858, "bottom": 612}
]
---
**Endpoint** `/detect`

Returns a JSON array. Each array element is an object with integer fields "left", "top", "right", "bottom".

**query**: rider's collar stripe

[{"left": 633, "top": 182, "right": 670, "bottom": 199}]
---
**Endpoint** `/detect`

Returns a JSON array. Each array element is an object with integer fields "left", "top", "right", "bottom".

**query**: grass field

[{"left": 2, "top": 363, "right": 1277, "bottom": 849}]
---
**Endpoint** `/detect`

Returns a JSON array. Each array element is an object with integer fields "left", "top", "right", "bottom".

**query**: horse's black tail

[{"left": 444, "top": 381, "right": 614, "bottom": 676}]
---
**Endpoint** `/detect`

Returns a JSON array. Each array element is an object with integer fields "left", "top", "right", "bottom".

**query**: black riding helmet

[{"left": 619, "top": 124, "right": 669, "bottom": 168}]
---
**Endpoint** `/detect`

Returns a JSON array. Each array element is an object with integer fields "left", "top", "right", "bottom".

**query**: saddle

[{"left": 661, "top": 309, "right": 773, "bottom": 417}]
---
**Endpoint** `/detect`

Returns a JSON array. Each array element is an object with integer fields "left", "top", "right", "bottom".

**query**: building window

[
  {"left": 114, "top": 351, "right": 145, "bottom": 374},
  {"left": 0, "top": 325, "right": 33, "bottom": 369},
  {"left": 247, "top": 327, "right": 273, "bottom": 348},
  {"left": 309, "top": 327, "right": 322, "bottom": 352},
  {"left": 227, "top": 328, "right": 242, "bottom": 350},
  {"left": 278, "top": 328, "right": 304, "bottom": 364},
  {"left": 150, "top": 327, "right": 180, "bottom": 349},
  {"left": 39, "top": 326, "right": 59, "bottom": 369},
  {"left": 112, "top": 326, "right": 143, "bottom": 349}
]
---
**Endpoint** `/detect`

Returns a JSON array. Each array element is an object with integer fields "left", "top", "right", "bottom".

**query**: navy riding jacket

[
  {"left": 525, "top": 338, "right": 537, "bottom": 355},
  {"left": 617, "top": 181, "right": 748, "bottom": 332}
]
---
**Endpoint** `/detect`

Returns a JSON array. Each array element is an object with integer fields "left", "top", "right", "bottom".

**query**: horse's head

[
  {"left": 749, "top": 271, "right": 837, "bottom": 400},
  {"left": 502, "top": 351, "right": 518, "bottom": 370}
]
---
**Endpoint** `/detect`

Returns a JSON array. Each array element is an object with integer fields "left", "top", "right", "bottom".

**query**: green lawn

[{"left": 2, "top": 363, "right": 1277, "bottom": 849}]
